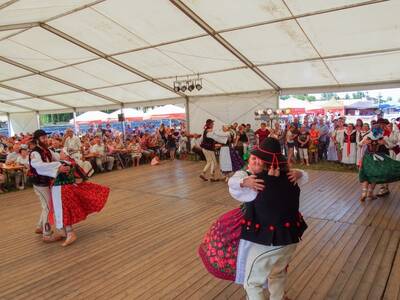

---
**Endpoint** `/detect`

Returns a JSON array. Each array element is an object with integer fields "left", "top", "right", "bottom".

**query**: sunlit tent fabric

[
  {"left": 305, "top": 102, "right": 324, "bottom": 114},
  {"left": 321, "top": 98, "right": 345, "bottom": 114},
  {"left": 345, "top": 101, "right": 378, "bottom": 109},
  {"left": 145, "top": 104, "right": 185, "bottom": 120},
  {"left": 70, "top": 111, "right": 109, "bottom": 124},
  {"left": 0, "top": 0, "right": 399, "bottom": 131},
  {"left": 280, "top": 98, "right": 306, "bottom": 114},
  {"left": 108, "top": 108, "right": 144, "bottom": 121}
]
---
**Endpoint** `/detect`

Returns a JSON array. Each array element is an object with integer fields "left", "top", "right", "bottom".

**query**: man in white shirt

[
  {"left": 63, "top": 129, "right": 93, "bottom": 176},
  {"left": 63, "top": 128, "right": 82, "bottom": 161},
  {"left": 15, "top": 146, "right": 29, "bottom": 190},
  {"left": 90, "top": 137, "right": 114, "bottom": 172},
  {"left": 29, "top": 130, "right": 70, "bottom": 242},
  {"left": 5, "top": 143, "right": 20, "bottom": 164}
]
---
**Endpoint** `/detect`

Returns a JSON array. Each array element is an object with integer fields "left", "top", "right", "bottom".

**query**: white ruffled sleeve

[
  {"left": 51, "top": 150, "right": 60, "bottom": 161},
  {"left": 292, "top": 169, "right": 309, "bottom": 187},
  {"left": 30, "top": 151, "right": 61, "bottom": 178},
  {"left": 228, "top": 170, "right": 258, "bottom": 203}
]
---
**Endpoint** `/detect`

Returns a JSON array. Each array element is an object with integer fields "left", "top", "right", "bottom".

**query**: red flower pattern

[
  {"left": 198, "top": 208, "right": 243, "bottom": 281},
  {"left": 58, "top": 182, "right": 110, "bottom": 227}
]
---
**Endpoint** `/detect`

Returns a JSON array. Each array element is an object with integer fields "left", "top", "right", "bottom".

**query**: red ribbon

[
  {"left": 252, "top": 146, "right": 287, "bottom": 169},
  {"left": 346, "top": 131, "right": 351, "bottom": 156}
]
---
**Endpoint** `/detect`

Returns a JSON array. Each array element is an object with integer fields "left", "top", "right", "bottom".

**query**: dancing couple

[
  {"left": 199, "top": 137, "right": 308, "bottom": 300},
  {"left": 29, "top": 129, "right": 110, "bottom": 246},
  {"left": 358, "top": 119, "right": 400, "bottom": 201}
]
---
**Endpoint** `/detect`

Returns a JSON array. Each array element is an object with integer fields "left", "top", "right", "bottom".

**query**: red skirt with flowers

[
  {"left": 51, "top": 182, "right": 110, "bottom": 228},
  {"left": 198, "top": 208, "right": 243, "bottom": 281}
]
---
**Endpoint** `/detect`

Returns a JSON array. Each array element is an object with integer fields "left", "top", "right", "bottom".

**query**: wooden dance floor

[{"left": 1, "top": 161, "right": 400, "bottom": 299}]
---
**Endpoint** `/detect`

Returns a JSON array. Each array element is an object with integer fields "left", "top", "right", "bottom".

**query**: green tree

[
  {"left": 321, "top": 92, "right": 338, "bottom": 100},
  {"left": 306, "top": 95, "right": 316, "bottom": 101},
  {"left": 40, "top": 113, "right": 73, "bottom": 125},
  {"left": 293, "top": 94, "right": 306, "bottom": 100},
  {"left": 352, "top": 92, "right": 365, "bottom": 99}
]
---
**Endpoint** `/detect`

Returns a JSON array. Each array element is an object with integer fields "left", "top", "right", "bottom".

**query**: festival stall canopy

[
  {"left": 320, "top": 98, "right": 345, "bottom": 114},
  {"left": 69, "top": 111, "right": 109, "bottom": 124},
  {"left": 0, "top": 0, "right": 399, "bottom": 116},
  {"left": 344, "top": 100, "right": 378, "bottom": 109},
  {"left": 279, "top": 98, "right": 307, "bottom": 114},
  {"left": 144, "top": 104, "right": 185, "bottom": 120},
  {"left": 108, "top": 108, "right": 144, "bottom": 121},
  {"left": 379, "top": 101, "right": 400, "bottom": 110},
  {"left": 305, "top": 102, "right": 324, "bottom": 114}
]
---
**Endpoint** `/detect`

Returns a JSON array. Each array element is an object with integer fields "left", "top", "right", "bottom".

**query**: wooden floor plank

[{"left": 1, "top": 162, "right": 400, "bottom": 299}]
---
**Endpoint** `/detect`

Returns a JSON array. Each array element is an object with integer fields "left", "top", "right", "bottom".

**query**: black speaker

[{"left": 118, "top": 113, "right": 125, "bottom": 122}]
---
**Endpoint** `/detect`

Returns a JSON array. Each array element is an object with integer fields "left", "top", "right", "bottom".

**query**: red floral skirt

[
  {"left": 52, "top": 182, "right": 110, "bottom": 227},
  {"left": 198, "top": 208, "right": 243, "bottom": 281}
]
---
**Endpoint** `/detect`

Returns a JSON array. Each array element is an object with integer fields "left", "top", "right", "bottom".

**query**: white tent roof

[
  {"left": 345, "top": 100, "right": 378, "bottom": 109},
  {"left": 305, "top": 102, "right": 323, "bottom": 110},
  {"left": 143, "top": 104, "right": 185, "bottom": 120},
  {"left": 70, "top": 110, "right": 109, "bottom": 124},
  {"left": 280, "top": 98, "right": 307, "bottom": 109},
  {"left": 0, "top": 1, "right": 399, "bottom": 114},
  {"left": 108, "top": 107, "right": 144, "bottom": 119},
  {"left": 148, "top": 104, "right": 185, "bottom": 115}
]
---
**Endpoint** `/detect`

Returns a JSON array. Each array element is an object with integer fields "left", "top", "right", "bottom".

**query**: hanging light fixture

[
  {"left": 180, "top": 82, "right": 187, "bottom": 92},
  {"left": 188, "top": 80, "right": 195, "bottom": 92},
  {"left": 173, "top": 74, "right": 203, "bottom": 92},
  {"left": 195, "top": 74, "right": 202, "bottom": 91},
  {"left": 173, "top": 77, "right": 181, "bottom": 92}
]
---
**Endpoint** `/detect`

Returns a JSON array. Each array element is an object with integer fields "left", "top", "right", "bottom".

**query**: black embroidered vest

[
  {"left": 240, "top": 170, "right": 307, "bottom": 246},
  {"left": 344, "top": 131, "right": 357, "bottom": 143},
  {"left": 29, "top": 146, "right": 53, "bottom": 187},
  {"left": 200, "top": 130, "right": 216, "bottom": 151}
]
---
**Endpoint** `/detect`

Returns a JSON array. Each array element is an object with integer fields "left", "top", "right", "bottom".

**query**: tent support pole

[
  {"left": 6, "top": 113, "right": 12, "bottom": 137},
  {"left": 36, "top": 111, "right": 40, "bottom": 130},
  {"left": 73, "top": 108, "right": 77, "bottom": 134},
  {"left": 185, "top": 97, "right": 190, "bottom": 133},
  {"left": 185, "top": 96, "right": 191, "bottom": 150},
  {"left": 121, "top": 103, "right": 126, "bottom": 142}
]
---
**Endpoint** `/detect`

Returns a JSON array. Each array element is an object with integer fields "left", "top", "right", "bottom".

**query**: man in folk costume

[
  {"left": 29, "top": 129, "right": 70, "bottom": 243},
  {"left": 342, "top": 123, "right": 357, "bottom": 165},
  {"left": 229, "top": 138, "right": 308, "bottom": 300},
  {"left": 199, "top": 119, "right": 225, "bottom": 182}
]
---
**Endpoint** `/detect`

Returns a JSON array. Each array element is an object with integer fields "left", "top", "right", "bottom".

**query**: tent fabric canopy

[
  {"left": 108, "top": 108, "right": 144, "bottom": 121},
  {"left": 0, "top": 0, "right": 399, "bottom": 115},
  {"left": 144, "top": 104, "right": 185, "bottom": 120},
  {"left": 280, "top": 98, "right": 308, "bottom": 109},
  {"left": 345, "top": 100, "right": 378, "bottom": 109},
  {"left": 70, "top": 110, "right": 109, "bottom": 124}
]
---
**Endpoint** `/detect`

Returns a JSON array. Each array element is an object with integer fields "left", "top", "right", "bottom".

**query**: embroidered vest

[
  {"left": 241, "top": 170, "right": 307, "bottom": 246},
  {"left": 28, "top": 146, "right": 53, "bottom": 187}
]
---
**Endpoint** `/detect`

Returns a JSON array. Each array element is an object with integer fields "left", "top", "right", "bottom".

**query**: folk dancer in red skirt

[{"left": 199, "top": 138, "right": 308, "bottom": 300}]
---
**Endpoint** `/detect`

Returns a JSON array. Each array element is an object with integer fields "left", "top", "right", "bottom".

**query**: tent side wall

[
  {"left": 9, "top": 112, "right": 40, "bottom": 136},
  {"left": 188, "top": 91, "right": 278, "bottom": 133}
]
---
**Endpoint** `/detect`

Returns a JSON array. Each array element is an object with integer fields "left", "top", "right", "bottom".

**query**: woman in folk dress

[{"left": 342, "top": 124, "right": 357, "bottom": 165}]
